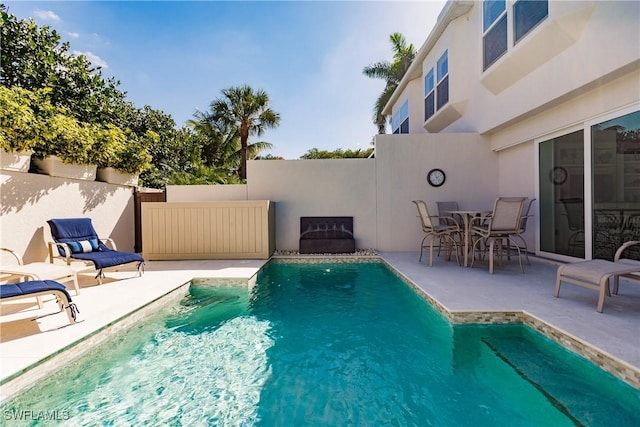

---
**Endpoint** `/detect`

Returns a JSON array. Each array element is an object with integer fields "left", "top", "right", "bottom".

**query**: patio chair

[
  {"left": 1, "top": 248, "right": 80, "bottom": 295},
  {"left": 554, "top": 241, "right": 640, "bottom": 312},
  {"left": 470, "top": 197, "right": 526, "bottom": 274},
  {"left": 0, "top": 279, "right": 79, "bottom": 324},
  {"left": 436, "top": 201, "right": 463, "bottom": 249},
  {"left": 47, "top": 218, "right": 144, "bottom": 285},
  {"left": 412, "top": 200, "right": 461, "bottom": 267},
  {"left": 436, "top": 201, "right": 463, "bottom": 228},
  {"left": 506, "top": 198, "right": 536, "bottom": 265}
]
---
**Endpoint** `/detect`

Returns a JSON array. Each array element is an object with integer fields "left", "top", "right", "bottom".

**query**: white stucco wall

[
  {"left": 375, "top": 133, "right": 498, "bottom": 251},
  {"left": 392, "top": 1, "right": 640, "bottom": 139},
  {"left": 0, "top": 171, "right": 136, "bottom": 263},
  {"left": 167, "top": 135, "right": 501, "bottom": 253},
  {"left": 247, "top": 159, "right": 377, "bottom": 251}
]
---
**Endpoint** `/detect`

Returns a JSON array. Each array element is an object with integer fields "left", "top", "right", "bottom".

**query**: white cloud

[
  {"left": 33, "top": 10, "right": 60, "bottom": 22},
  {"left": 67, "top": 32, "right": 80, "bottom": 39},
  {"left": 72, "top": 51, "right": 109, "bottom": 69}
]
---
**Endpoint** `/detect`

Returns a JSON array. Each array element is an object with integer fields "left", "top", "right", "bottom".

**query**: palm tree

[
  {"left": 363, "top": 32, "right": 417, "bottom": 134},
  {"left": 209, "top": 85, "right": 280, "bottom": 180}
]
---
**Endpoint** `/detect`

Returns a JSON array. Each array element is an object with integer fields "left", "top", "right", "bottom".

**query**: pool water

[{"left": 4, "top": 261, "right": 640, "bottom": 426}]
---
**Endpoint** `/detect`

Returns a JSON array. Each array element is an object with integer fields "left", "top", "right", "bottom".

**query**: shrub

[{"left": 0, "top": 86, "right": 40, "bottom": 152}]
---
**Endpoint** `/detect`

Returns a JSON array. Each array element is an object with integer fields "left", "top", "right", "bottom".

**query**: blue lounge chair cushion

[
  {"left": 70, "top": 250, "right": 144, "bottom": 270},
  {"left": 0, "top": 279, "right": 72, "bottom": 302}
]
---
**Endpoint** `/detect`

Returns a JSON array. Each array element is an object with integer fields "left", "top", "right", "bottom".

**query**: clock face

[
  {"left": 552, "top": 166, "right": 568, "bottom": 185},
  {"left": 427, "top": 168, "right": 446, "bottom": 187}
]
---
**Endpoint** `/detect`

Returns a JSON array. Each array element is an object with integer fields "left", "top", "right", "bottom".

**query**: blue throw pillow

[{"left": 67, "top": 238, "right": 99, "bottom": 254}]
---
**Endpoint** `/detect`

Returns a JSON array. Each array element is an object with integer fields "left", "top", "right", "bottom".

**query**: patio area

[{"left": 1, "top": 252, "right": 639, "bottom": 402}]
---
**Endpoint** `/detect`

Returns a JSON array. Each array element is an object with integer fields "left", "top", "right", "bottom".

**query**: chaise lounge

[
  {"left": 47, "top": 218, "right": 144, "bottom": 285},
  {"left": 0, "top": 279, "right": 79, "bottom": 324},
  {"left": 554, "top": 240, "right": 640, "bottom": 312},
  {"left": 1, "top": 248, "right": 80, "bottom": 295}
]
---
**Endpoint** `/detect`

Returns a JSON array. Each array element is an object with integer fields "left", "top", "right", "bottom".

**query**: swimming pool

[{"left": 3, "top": 261, "right": 640, "bottom": 425}]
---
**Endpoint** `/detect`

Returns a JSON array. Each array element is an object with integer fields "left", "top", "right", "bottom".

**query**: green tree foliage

[
  {"left": 0, "top": 4, "right": 125, "bottom": 124},
  {"left": 300, "top": 147, "right": 374, "bottom": 159},
  {"left": 362, "top": 32, "right": 417, "bottom": 134},
  {"left": 207, "top": 85, "right": 280, "bottom": 180}
]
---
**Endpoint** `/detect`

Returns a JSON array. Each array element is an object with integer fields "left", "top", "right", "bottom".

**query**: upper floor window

[
  {"left": 436, "top": 50, "right": 449, "bottom": 110},
  {"left": 483, "top": 0, "right": 548, "bottom": 70},
  {"left": 483, "top": 0, "right": 507, "bottom": 70},
  {"left": 424, "top": 51, "right": 450, "bottom": 123},
  {"left": 514, "top": 0, "right": 548, "bottom": 43},
  {"left": 392, "top": 100, "right": 409, "bottom": 134},
  {"left": 424, "top": 69, "right": 435, "bottom": 121}
]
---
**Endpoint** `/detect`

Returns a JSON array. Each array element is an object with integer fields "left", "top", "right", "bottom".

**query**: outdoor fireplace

[{"left": 299, "top": 216, "right": 355, "bottom": 254}]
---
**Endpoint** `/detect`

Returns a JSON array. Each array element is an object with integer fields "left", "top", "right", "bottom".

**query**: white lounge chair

[
  {"left": 1, "top": 248, "right": 80, "bottom": 296},
  {"left": 554, "top": 241, "right": 640, "bottom": 312}
]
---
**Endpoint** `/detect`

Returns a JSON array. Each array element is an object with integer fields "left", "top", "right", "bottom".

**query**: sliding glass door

[
  {"left": 538, "top": 108, "right": 640, "bottom": 261},
  {"left": 592, "top": 110, "right": 640, "bottom": 260},
  {"left": 539, "top": 130, "right": 585, "bottom": 258}
]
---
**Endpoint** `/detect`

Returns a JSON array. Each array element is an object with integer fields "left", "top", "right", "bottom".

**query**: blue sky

[{"left": 6, "top": 1, "right": 445, "bottom": 159}]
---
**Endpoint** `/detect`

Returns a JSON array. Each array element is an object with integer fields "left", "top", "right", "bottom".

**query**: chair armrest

[
  {"left": 48, "top": 241, "right": 72, "bottom": 265},
  {"left": 100, "top": 238, "right": 117, "bottom": 250},
  {"left": 614, "top": 241, "right": 640, "bottom": 262},
  {"left": 1, "top": 248, "right": 23, "bottom": 265},
  {"left": 470, "top": 216, "right": 491, "bottom": 226},
  {"left": 0, "top": 268, "right": 39, "bottom": 281},
  {"left": 434, "top": 215, "right": 461, "bottom": 228}
]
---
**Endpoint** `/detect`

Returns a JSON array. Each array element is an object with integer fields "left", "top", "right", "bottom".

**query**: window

[
  {"left": 392, "top": 100, "right": 409, "bottom": 134},
  {"left": 483, "top": 0, "right": 549, "bottom": 70},
  {"left": 424, "top": 69, "right": 435, "bottom": 121},
  {"left": 514, "top": 0, "right": 548, "bottom": 43},
  {"left": 483, "top": 0, "right": 507, "bottom": 70},
  {"left": 436, "top": 51, "right": 449, "bottom": 110},
  {"left": 424, "top": 51, "right": 450, "bottom": 123}
]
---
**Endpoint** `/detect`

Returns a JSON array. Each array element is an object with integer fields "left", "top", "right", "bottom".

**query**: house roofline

[{"left": 381, "top": 1, "right": 474, "bottom": 116}]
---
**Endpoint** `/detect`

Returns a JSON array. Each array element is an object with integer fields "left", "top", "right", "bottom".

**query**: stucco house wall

[
  {"left": 383, "top": 0, "right": 640, "bottom": 259},
  {"left": 374, "top": 133, "right": 498, "bottom": 251}
]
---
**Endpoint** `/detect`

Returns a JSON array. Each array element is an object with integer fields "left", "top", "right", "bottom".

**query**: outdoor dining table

[{"left": 450, "top": 209, "right": 488, "bottom": 267}]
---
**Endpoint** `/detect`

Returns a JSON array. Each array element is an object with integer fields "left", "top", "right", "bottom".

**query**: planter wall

[
  {"left": 96, "top": 167, "right": 139, "bottom": 186},
  {"left": 32, "top": 155, "right": 97, "bottom": 180},
  {"left": 1, "top": 150, "right": 32, "bottom": 172}
]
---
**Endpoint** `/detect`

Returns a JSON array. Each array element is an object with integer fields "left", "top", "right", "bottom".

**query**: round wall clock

[
  {"left": 551, "top": 166, "right": 568, "bottom": 185},
  {"left": 427, "top": 168, "right": 446, "bottom": 187}
]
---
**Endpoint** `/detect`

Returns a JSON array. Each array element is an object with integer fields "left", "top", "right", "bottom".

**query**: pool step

[{"left": 482, "top": 337, "right": 585, "bottom": 426}]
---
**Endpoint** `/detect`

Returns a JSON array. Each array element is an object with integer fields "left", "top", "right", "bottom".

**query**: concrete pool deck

[{"left": 1, "top": 253, "right": 639, "bottom": 402}]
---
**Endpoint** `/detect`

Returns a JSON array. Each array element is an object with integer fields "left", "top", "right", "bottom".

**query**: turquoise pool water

[{"left": 4, "top": 261, "right": 640, "bottom": 425}]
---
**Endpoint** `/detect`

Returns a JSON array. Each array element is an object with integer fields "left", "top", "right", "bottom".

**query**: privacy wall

[
  {"left": 167, "top": 133, "right": 499, "bottom": 252},
  {"left": 0, "top": 171, "right": 135, "bottom": 263}
]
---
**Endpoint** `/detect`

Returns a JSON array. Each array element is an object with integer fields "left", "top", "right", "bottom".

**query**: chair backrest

[
  {"left": 47, "top": 218, "right": 101, "bottom": 257},
  {"left": 488, "top": 197, "right": 525, "bottom": 232},
  {"left": 437, "top": 201, "right": 460, "bottom": 226},
  {"left": 519, "top": 198, "right": 536, "bottom": 231},
  {"left": 48, "top": 218, "right": 99, "bottom": 242},
  {"left": 412, "top": 200, "right": 434, "bottom": 230}
]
